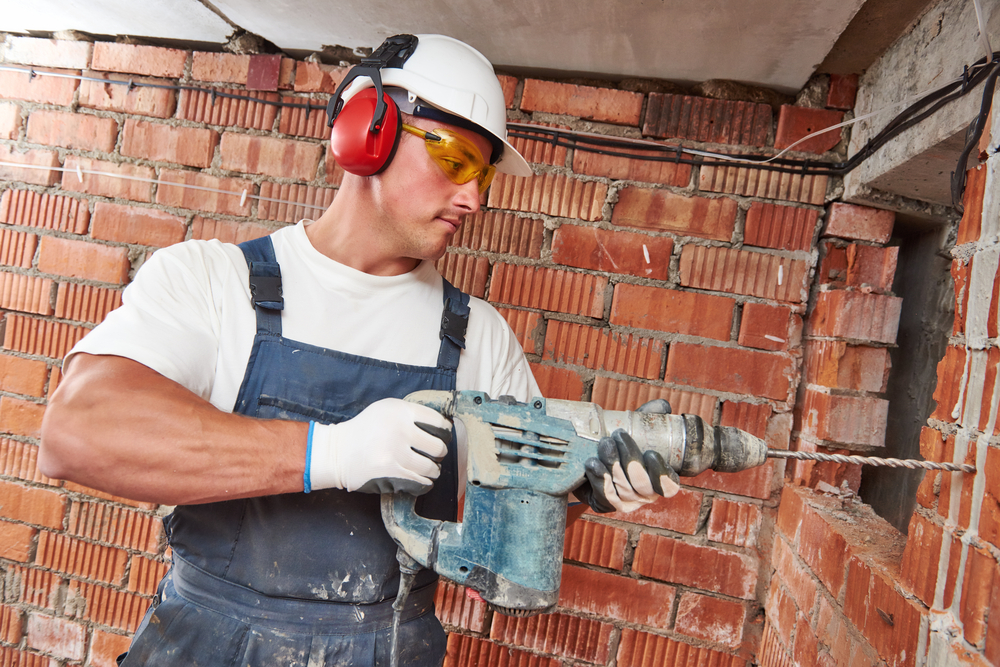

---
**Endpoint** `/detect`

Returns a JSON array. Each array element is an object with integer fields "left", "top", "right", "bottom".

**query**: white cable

[
  {"left": 0, "top": 161, "right": 330, "bottom": 211},
  {"left": 974, "top": 0, "right": 993, "bottom": 64}
]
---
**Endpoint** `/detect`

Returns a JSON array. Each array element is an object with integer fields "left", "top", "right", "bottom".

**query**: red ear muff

[{"left": 330, "top": 88, "right": 402, "bottom": 176}]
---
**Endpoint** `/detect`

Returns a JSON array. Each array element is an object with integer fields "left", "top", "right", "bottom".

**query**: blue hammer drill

[{"left": 380, "top": 389, "right": 768, "bottom": 618}]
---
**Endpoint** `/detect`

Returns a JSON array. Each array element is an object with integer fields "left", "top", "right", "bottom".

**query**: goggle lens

[{"left": 402, "top": 124, "right": 496, "bottom": 194}]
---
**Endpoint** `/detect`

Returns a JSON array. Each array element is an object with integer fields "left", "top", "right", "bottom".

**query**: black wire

[{"left": 951, "top": 58, "right": 1000, "bottom": 212}]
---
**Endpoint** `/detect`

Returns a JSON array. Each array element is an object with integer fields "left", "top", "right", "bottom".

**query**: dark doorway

[{"left": 858, "top": 214, "right": 955, "bottom": 534}]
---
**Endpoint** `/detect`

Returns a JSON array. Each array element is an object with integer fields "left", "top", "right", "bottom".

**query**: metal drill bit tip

[{"left": 766, "top": 449, "right": 976, "bottom": 473}]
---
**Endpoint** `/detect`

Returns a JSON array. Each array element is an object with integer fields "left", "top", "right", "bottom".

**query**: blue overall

[{"left": 118, "top": 236, "right": 467, "bottom": 667}]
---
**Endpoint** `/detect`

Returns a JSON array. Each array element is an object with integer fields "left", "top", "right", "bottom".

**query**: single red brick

[
  {"left": 219, "top": 132, "right": 322, "bottom": 181},
  {"left": 61, "top": 156, "right": 155, "bottom": 202},
  {"left": 720, "top": 401, "right": 773, "bottom": 438},
  {"left": 26, "top": 613, "right": 85, "bottom": 661},
  {"left": 665, "top": 341, "right": 793, "bottom": 401},
  {"left": 451, "top": 210, "right": 544, "bottom": 258},
  {"left": 553, "top": 224, "right": 672, "bottom": 280},
  {"left": 293, "top": 61, "right": 348, "bottom": 93},
  {"left": 0, "top": 145, "right": 60, "bottom": 186},
  {"left": 931, "top": 345, "right": 966, "bottom": 423},
  {"left": 591, "top": 376, "right": 718, "bottom": 422},
  {"left": 92, "top": 202, "right": 187, "bottom": 248},
  {"left": 960, "top": 546, "right": 996, "bottom": 645},
  {"left": 529, "top": 363, "right": 585, "bottom": 401},
  {"left": 981, "top": 448, "right": 1000, "bottom": 549},
  {"left": 79, "top": 71, "right": 178, "bottom": 118},
  {"left": 0, "top": 66, "right": 79, "bottom": 105},
  {"left": 738, "top": 302, "right": 795, "bottom": 351},
  {"left": 521, "top": 79, "right": 643, "bottom": 125},
  {"left": 507, "top": 120, "right": 570, "bottom": 168},
  {"left": 89, "top": 629, "right": 132, "bottom": 667},
  {"left": 489, "top": 263, "right": 606, "bottom": 317},
  {"left": 826, "top": 74, "right": 859, "bottom": 111},
  {"left": 617, "top": 627, "right": 747, "bottom": 667},
  {"left": 181, "top": 88, "right": 279, "bottom": 131},
  {"left": 590, "top": 488, "right": 704, "bottom": 535},
  {"left": 0, "top": 272, "right": 53, "bottom": 315},
  {"left": 803, "top": 340, "right": 890, "bottom": 393},
  {"left": 774, "top": 106, "right": 844, "bottom": 154},
  {"left": 497, "top": 75, "right": 517, "bottom": 109},
  {"left": 846, "top": 244, "right": 898, "bottom": 292},
  {"left": 793, "top": 615, "right": 819, "bottom": 666},
  {"left": 572, "top": 146, "right": 691, "bottom": 186},
  {"left": 0, "top": 603, "right": 23, "bottom": 645},
  {"left": 0, "top": 102, "right": 21, "bottom": 140},
  {"left": 808, "top": 289, "right": 901, "bottom": 344},
  {"left": 674, "top": 592, "right": 747, "bottom": 648},
  {"left": 707, "top": 498, "right": 764, "bottom": 548},
  {"left": 127, "top": 555, "right": 169, "bottom": 596},
  {"left": 36, "top": 531, "right": 129, "bottom": 584},
  {"left": 680, "top": 245, "right": 810, "bottom": 303},
  {"left": 38, "top": 236, "right": 130, "bottom": 284},
  {"left": 490, "top": 610, "right": 613, "bottom": 663},
  {"left": 122, "top": 119, "right": 219, "bottom": 168},
  {"left": 434, "top": 579, "right": 488, "bottom": 633},
  {"left": 700, "top": 165, "right": 828, "bottom": 206},
  {"left": 558, "top": 563, "right": 676, "bottom": 628},
  {"left": 543, "top": 320, "right": 664, "bottom": 379},
  {"left": 436, "top": 253, "right": 489, "bottom": 298},
  {"left": 633, "top": 534, "right": 757, "bottom": 599},
  {"left": 91, "top": 42, "right": 187, "bottom": 78},
  {"left": 0, "top": 396, "right": 46, "bottom": 437},
  {"left": 54, "top": 283, "right": 123, "bottom": 324},
  {"left": 2, "top": 36, "right": 92, "bottom": 69},
  {"left": 899, "top": 512, "right": 942, "bottom": 606},
  {"left": 0, "top": 480, "right": 65, "bottom": 528},
  {"left": 488, "top": 172, "right": 606, "bottom": 221},
  {"left": 613, "top": 186, "right": 737, "bottom": 241},
  {"left": 957, "top": 165, "right": 987, "bottom": 245},
  {"left": 824, "top": 202, "right": 895, "bottom": 243},
  {"left": 26, "top": 110, "right": 119, "bottom": 153},
  {"left": 844, "top": 560, "right": 924, "bottom": 667},
  {"left": 818, "top": 241, "right": 849, "bottom": 287},
  {"left": 191, "top": 51, "right": 248, "bottom": 83},
  {"left": 564, "top": 518, "right": 627, "bottom": 569},
  {"left": 744, "top": 202, "right": 818, "bottom": 251},
  {"left": 0, "top": 520, "right": 36, "bottom": 561},
  {"left": 799, "top": 387, "right": 888, "bottom": 448},
  {"left": 444, "top": 634, "right": 561, "bottom": 667},
  {"left": 643, "top": 93, "right": 771, "bottom": 147},
  {"left": 987, "top": 556, "right": 1000, "bottom": 665},
  {"left": 0, "top": 353, "right": 48, "bottom": 397},
  {"left": 611, "top": 284, "right": 734, "bottom": 341},
  {"left": 156, "top": 168, "right": 256, "bottom": 217}
]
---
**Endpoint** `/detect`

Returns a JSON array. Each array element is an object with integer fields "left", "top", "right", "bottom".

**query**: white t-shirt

[
  {"left": 69, "top": 221, "right": 541, "bottom": 484},
  {"left": 71, "top": 221, "right": 539, "bottom": 407}
]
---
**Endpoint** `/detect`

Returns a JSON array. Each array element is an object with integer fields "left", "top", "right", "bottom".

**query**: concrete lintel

[{"left": 844, "top": 0, "right": 1000, "bottom": 210}]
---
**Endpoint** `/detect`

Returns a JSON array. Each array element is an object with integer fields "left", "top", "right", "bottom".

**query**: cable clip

[
  {"left": 128, "top": 78, "right": 136, "bottom": 92},
  {"left": 210, "top": 89, "right": 218, "bottom": 106},
  {"left": 240, "top": 189, "right": 248, "bottom": 207},
  {"left": 76, "top": 164, "right": 83, "bottom": 183}
]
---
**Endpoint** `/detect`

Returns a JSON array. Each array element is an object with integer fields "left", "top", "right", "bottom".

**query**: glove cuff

[{"left": 306, "top": 421, "right": 342, "bottom": 492}]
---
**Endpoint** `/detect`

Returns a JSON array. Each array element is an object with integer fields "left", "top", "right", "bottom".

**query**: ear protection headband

[{"left": 326, "top": 34, "right": 419, "bottom": 176}]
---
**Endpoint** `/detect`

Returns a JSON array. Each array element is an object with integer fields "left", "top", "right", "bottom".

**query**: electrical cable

[{"left": 0, "top": 45, "right": 997, "bottom": 212}]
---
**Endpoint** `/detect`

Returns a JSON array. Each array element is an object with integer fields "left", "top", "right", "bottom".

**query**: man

[{"left": 39, "top": 34, "right": 679, "bottom": 666}]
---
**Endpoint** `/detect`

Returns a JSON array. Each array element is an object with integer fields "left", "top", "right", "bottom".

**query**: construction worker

[{"left": 39, "top": 34, "right": 679, "bottom": 667}]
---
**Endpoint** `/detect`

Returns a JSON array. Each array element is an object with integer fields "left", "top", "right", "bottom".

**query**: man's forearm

[{"left": 39, "top": 353, "right": 309, "bottom": 505}]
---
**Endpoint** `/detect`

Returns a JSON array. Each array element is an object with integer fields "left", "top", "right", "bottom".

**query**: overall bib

[{"left": 119, "top": 236, "right": 466, "bottom": 667}]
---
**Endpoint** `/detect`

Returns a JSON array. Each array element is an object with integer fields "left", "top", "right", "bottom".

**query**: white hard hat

[{"left": 338, "top": 34, "right": 532, "bottom": 177}]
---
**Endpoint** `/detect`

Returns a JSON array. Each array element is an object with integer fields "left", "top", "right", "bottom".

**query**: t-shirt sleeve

[{"left": 67, "top": 240, "right": 239, "bottom": 402}]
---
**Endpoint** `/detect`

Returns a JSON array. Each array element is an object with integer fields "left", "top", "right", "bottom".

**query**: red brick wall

[{"left": 0, "top": 34, "right": 965, "bottom": 667}]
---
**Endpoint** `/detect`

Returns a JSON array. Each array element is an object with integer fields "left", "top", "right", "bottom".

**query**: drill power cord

[{"left": 767, "top": 449, "right": 975, "bottom": 473}]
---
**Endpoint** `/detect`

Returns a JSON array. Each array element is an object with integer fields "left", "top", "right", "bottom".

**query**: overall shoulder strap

[
  {"left": 238, "top": 235, "right": 283, "bottom": 334},
  {"left": 437, "top": 279, "right": 470, "bottom": 371}
]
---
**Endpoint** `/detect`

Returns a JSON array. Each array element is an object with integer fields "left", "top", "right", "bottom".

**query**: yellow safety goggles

[{"left": 401, "top": 124, "right": 497, "bottom": 194}]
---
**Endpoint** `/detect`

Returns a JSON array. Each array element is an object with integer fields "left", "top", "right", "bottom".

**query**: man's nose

[{"left": 454, "top": 178, "right": 483, "bottom": 213}]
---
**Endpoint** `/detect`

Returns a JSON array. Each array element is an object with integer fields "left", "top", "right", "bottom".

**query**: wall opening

[{"left": 858, "top": 213, "right": 955, "bottom": 533}]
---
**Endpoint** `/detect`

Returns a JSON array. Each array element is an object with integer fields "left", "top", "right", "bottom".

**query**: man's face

[{"left": 366, "top": 115, "right": 493, "bottom": 269}]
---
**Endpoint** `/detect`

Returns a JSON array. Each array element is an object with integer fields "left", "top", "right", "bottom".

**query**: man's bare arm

[{"left": 39, "top": 353, "right": 308, "bottom": 506}]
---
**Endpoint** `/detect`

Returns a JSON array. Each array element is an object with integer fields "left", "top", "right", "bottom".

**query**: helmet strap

[{"left": 326, "top": 34, "right": 419, "bottom": 132}]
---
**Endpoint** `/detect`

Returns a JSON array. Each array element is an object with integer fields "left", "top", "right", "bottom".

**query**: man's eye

[{"left": 440, "top": 158, "right": 464, "bottom": 173}]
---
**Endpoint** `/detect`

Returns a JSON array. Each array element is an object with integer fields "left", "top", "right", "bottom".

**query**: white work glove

[{"left": 305, "top": 398, "right": 452, "bottom": 495}]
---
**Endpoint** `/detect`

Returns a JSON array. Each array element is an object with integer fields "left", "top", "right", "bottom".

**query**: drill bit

[{"left": 767, "top": 449, "right": 975, "bottom": 473}]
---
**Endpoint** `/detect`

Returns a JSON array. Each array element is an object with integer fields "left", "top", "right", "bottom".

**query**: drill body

[{"left": 381, "top": 390, "right": 768, "bottom": 615}]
